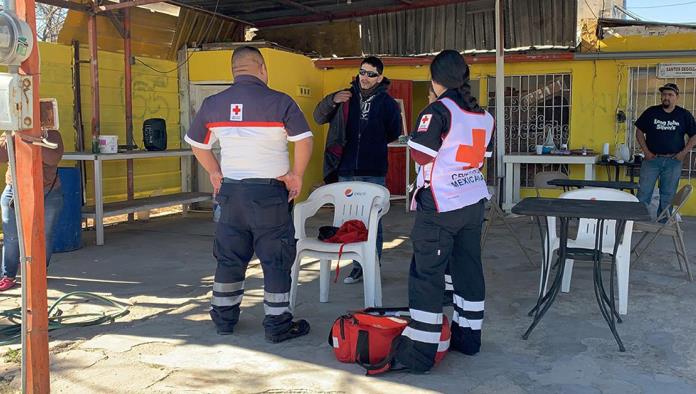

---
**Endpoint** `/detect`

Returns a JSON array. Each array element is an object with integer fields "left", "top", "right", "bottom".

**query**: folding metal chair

[
  {"left": 481, "top": 182, "right": 536, "bottom": 266},
  {"left": 632, "top": 185, "right": 693, "bottom": 282}
]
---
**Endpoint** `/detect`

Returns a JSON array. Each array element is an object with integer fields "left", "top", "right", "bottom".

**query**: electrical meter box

[
  {"left": 0, "top": 72, "right": 32, "bottom": 131},
  {"left": 0, "top": 11, "right": 33, "bottom": 66}
]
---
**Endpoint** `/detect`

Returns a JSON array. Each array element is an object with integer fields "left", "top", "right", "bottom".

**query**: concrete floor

[{"left": 1, "top": 203, "right": 695, "bottom": 393}]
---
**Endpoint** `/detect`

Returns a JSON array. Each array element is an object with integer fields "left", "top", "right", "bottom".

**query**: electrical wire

[
  {"left": 134, "top": 0, "right": 222, "bottom": 74},
  {"left": 584, "top": 0, "right": 598, "bottom": 19},
  {"left": 0, "top": 291, "right": 130, "bottom": 345}
]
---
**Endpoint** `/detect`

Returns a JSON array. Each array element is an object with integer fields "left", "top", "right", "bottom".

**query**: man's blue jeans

[
  {"left": 636, "top": 157, "right": 682, "bottom": 218},
  {"left": 1, "top": 185, "right": 64, "bottom": 278},
  {"left": 338, "top": 176, "right": 385, "bottom": 271}
]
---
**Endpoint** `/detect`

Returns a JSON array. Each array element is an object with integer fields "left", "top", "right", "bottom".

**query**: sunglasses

[{"left": 359, "top": 69, "right": 380, "bottom": 78}]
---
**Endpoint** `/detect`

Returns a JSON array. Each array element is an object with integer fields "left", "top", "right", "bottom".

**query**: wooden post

[
  {"left": 15, "top": 0, "right": 51, "bottom": 392},
  {"left": 124, "top": 4, "right": 134, "bottom": 220},
  {"left": 88, "top": 10, "right": 100, "bottom": 143}
]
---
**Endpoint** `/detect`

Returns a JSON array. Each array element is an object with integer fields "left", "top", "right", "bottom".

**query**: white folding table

[
  {"left": 502, "top": 154, "right": 599, "bottom": 211},
  {"left": 64, "top": 149, "right": 211, "bottom": 245}
]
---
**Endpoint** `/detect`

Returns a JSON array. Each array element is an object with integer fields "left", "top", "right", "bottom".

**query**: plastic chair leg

[
  {"left": 319, "top": 259, "right": 331, "bottom": 303},
  {"left": 539, "top": 245, "right": 555, "bottom": 296},
  {"left": 289, "top": 253, "right": 302, "bottom": 312},
  {"left": 561, "top": 259, "right": 575, "bottom": 293},
  {"left": 616, "top": 253, "right": 630, "bottom": 315},
  {"left": 373, "top": 254, "right": 383, "bottom": 307},
  {"left": 362, "top": 255, "right": 377, "bottom": 308}
]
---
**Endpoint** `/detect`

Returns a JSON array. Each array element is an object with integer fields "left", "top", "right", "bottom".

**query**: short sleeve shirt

[
  {"left": 185, "top": 75, "right": 312, "bottom": 179},
  {"left": 635, "top": 105, "right": 696, "bottom": 154}
]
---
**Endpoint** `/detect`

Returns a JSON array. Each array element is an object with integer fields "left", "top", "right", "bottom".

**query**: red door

[
  {"left": 386, "top": 80, "right": 413, "bottom": 197},
  {"left": 388, "top": 79, "right": 413, "bottom": 131}
]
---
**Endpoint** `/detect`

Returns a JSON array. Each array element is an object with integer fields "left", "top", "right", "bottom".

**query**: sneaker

[
  {"left": 0, "top": 277, "right": 16, "bottom": 291},
  {"left": 343, "top": 267, "right": 363, "bottom": 284},
  {"left": 266, "top": 319, "right": 310, "bottom": 343}
]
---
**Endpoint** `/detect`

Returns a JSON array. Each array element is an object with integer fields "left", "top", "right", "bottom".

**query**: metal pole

[
  {"left": 495, "top": 0, "right": 505, "bottom": 180},
  {"left": 124, "top": 4, "right": 134, "bottom": 220}
]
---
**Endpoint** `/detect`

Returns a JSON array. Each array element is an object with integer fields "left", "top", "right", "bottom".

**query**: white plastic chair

[
  {"left": 290, "top": 182, "right": 390, "bottom": 311},
  {"left": 541, "top": 188, "right": 637, "bottom": 315}
]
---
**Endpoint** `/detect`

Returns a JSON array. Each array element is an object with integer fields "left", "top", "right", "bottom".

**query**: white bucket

[{"left": 98, "top": 135, "right": 118, "bottom": 154}]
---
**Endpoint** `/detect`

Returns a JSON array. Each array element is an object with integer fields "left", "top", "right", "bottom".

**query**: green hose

[{"left": 0, "top": 291, "right": 130, "bottom": 346}]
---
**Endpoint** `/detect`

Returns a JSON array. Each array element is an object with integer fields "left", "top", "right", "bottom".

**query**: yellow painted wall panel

[{"left": 35, "top": 42, "right": 182, "bottom": 208}]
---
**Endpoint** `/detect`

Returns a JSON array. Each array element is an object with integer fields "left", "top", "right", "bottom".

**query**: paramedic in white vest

[{"left": 394, "top": 50, "right": 494, "bottom": 372}]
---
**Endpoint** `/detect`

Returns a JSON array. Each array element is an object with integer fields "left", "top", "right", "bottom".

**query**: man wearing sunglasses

[{"left": 314, "top": 56, "right": 403, "bottom": 284}]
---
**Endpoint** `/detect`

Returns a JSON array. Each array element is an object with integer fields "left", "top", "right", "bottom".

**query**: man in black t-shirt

[{"left": 635, "top": 83, "right": 696, "bottom": 217}]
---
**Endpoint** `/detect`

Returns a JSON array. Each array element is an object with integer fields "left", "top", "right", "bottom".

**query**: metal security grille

[
  {"left": 487, "top": 74, "right": 572, "bottom": 186},
  {"left": 627, "top": 66, "right": 696, "bottom": 178}
]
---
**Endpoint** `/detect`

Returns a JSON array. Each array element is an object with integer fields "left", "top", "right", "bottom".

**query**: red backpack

[
  {"left": 329, "top": 307, "right": 450, "bottom": 375},
  {"left": 320, "top": 220, "right": 368, "bottom": 282}
]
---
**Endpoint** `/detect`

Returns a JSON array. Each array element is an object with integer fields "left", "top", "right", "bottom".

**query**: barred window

[{"left": 487, "top": 74, "right": 573, "bottom": 186}]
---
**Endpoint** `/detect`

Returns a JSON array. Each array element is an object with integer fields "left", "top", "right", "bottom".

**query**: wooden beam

[
  {"left": 88, "top": 12, "right": 100, "bottom": 140},
  {"left": 96, "top": 0, "right": 161, "bottom": 12},
  {"left": 36, "top": 0, "right": 91, "bottom": 12},
  {"left": 255, "top": 0, "right": 472, "bottom": 28},
  {"left": 313, "top": 52, "right": 575, "bottom": 68},
  {"left": 124, "top": 3, "right": 135, "bottom": 221},
  {"left": 274, "top": 0, "right": 324, "bottom": 15},
  {"left": 15, "top": 0, "right": 51, "bottom": 392},
  {"left": 104, "top": 10, "right": 126, "bottom": 38},
  {"left": 168, "top": 1, "right": 254, "bottom": 26}
]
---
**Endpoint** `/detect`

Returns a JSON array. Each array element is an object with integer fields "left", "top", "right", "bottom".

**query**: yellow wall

[
  {"left": 58, "top": 9, "right": 178, "bottom": 60},
  {"left": 184, "top": 34, "right": 696, "bottom": 215},
  {"left": 318, "top": 49, "right": 696, "bottom": 214},
  {"left": 39, "top": 42, "right": 181, "bottom": 204},
  {"left": 187, "top": 48, "right": 325, "bottom": 201}
]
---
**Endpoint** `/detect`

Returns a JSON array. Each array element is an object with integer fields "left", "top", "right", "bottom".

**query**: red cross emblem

[
  {"left": 230, "top": 104, "right": 243, "bottom": 120},
  {"left": 418, "top": 114, "right": 432, "bottom": 132},
  {"left": 455, "top": 129, "right": 487, "bottom": 169}
]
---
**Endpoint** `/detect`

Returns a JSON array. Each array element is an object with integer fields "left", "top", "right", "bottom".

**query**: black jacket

[{"left": 314, "top": 77, "right": 402, "bottom": 183}]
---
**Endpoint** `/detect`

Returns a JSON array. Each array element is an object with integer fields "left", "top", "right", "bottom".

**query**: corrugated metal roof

[
  {"left": 171, "top": 0, "right": 472, "bottom": 27},
  {"left": 361, "top": 0, "right": 577, "bottom": 55}
]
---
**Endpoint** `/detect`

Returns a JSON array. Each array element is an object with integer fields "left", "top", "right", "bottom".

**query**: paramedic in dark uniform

[
  {"left": 394, "top": 50, "right": 494, "bottom": 372},
  {"left": 186, "top": 46, "right": 314, "bottom": 343}
]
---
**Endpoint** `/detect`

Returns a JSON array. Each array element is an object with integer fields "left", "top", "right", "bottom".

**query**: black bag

[{"left": 143, "top": 118, "right": 167, "bottom": 151}]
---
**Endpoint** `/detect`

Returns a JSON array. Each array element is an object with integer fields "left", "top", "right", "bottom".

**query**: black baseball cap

[{"left": 659, "top": 83, "right": 679, "bottom": 95}]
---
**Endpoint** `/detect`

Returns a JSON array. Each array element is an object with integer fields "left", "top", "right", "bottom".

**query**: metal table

[
  {"left": 512, "top": 197, "right": 650, "bottom": 351},
  {"left": 597, "top": 160, "right": 641, "bottom": 183},
  {"left": 548, "top": 178, "right": 639, "bottom": 193},
  {"left": 64, "top": 149, "right": 197, "bottom": 245}
]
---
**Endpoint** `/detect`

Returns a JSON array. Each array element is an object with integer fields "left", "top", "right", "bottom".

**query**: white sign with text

[{"left": 658, "top": 63, "right": 696, "bottom": 78}]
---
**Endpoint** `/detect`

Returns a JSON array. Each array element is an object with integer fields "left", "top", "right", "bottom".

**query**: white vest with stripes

[{"left": 412, "top": 98, "right": 494, "bottom": 213}]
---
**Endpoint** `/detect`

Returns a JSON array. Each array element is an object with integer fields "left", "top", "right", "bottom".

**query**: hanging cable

[{"left": 134, "top": 0, "right": 223, "bottom": 74}]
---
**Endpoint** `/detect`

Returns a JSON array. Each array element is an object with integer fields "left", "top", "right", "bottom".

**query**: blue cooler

[{"left": 53, "top": 167, "right": 82, "bottom": 252}]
